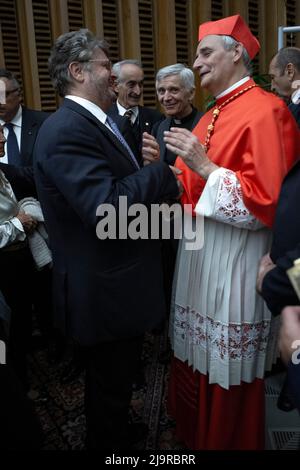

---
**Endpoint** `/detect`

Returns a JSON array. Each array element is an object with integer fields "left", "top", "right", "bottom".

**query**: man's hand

[
  {"left": 142, "top": 132, "right": 160, "bottom": 166},
  {"left": 17, "top": 211, "right": 38, "bottom": 234},
  {"left": 279, "top": 306, "right": 300, "bottom": 365},
  {"left": 256, "top": 253, "right": 276, "bottom": 293},
  {"left": 163, "top": 127, "right": 218, "bottom": 179}
]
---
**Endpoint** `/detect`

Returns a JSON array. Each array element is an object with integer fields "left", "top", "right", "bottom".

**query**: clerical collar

[
  {"left": 216, "top": 76, "right": 250, "bottom": 99},
  {"left": 172, "top": 107, "right": 197, "bottom": 125}
]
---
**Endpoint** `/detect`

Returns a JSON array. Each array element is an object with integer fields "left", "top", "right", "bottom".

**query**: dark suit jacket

[
  {"left": 262, "top": 161, "right": 300, "bottom": 315},
  {"left": 108, "top": 103, "right": 163, "bottom": 151},
  {"left": 289, "top": 102, "right": 300, "bottom": 128},
  {"left": 34, "top": 98, "right": 178, "bottom": 346},
  {"left": 110, "top": 113, "right": 142, "bottom": 165},
  {"left": 0, "top": 106, "right": 50, "bottom": 199},
  {"left": 152, "top": 108, "right": 203, "bottom": 165}
]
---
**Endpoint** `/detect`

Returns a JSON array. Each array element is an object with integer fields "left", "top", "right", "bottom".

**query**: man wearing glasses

[
  {"left": 34, "top": 28, "right": 179, "bottom": 450},
  {"left": 0, "top": 69, "right": 49, "bottom": 199}
]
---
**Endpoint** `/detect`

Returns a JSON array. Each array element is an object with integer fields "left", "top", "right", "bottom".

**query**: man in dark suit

[
  {"left": 0, "top": 69, "right": 50, "bottom": 199},
  {"left": 269, "top": 47, "right": 300, "bottom": 127},
  {"left": 108, "top": 59, "right": 162, "bottom": 151},
  {"left": 257, "top": 161, "right": 300, "bottom": 412},
  {"left": 34, "top": 29, "right": 179, "bottom": 450},
  {"left": 0, "top": 69, "right": 56, "bottom": 366},
  {"left": 257, "top": 161, "right": 300, "bottom": 313}
]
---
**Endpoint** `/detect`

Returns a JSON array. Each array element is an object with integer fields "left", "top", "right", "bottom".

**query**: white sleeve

[
  {"left": 195, "top": 167, "right": 264, "bottom": 230},
  {"left": 0, "top": 217, "right": 26, "bottom": 249}
]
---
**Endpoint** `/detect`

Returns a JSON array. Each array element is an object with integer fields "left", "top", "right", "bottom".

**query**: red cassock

[
  {"left": 176, "top": 78, "right": 299, "bottom": 227},
  {"left": 168, "top": 79, "right": 300, "bottom": 450}
]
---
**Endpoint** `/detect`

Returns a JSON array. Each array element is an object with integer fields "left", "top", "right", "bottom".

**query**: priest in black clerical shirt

[
  {"left": 142, "top": 64, "right": 203, "bottom": 353},
  {"left": 144, "top": 63, "right": 203, "bottom": 166}
]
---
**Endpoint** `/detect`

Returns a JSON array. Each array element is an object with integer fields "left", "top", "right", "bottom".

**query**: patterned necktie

[
  {"left": 5, "top": 122, "right": 21, "bottom": 166},
  {"left": 106, "top": 116, "right": 140, "bottom": 169},
  {"left": 124, "top": 109, "right": 134, "bottom": 125}
]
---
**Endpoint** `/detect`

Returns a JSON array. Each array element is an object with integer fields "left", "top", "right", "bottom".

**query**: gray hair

[
  {"left": 156, "top": 63, "right": 195, "bottom": 90},
  {"left": 220, "top": 35, "right": 253, "bottom": 75},
  {"left": 48, "top": 28, "right": 109, "bottom": 97},
  {"left": 274, "top": 47, "right": 300, "bottom": 75},
  {"left": 0, "top": 69, "right": 20, "bottom": 89},
  {"left": 112, "top": 60, "right": 143, "bottom": 83}
]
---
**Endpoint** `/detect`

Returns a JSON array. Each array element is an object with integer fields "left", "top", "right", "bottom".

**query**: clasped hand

[
  {"left": 163, "top": 127, "right": 218, "bottom": 179},
  {"left": 142, "top": 132, "right": 183, "bottom": 198},
  {"left": 17, "top": 211, "right": 38, "bottom": 234}
]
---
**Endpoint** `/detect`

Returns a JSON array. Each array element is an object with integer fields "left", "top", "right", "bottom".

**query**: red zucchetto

[{"left": 198, "top": 14, "right": 260, "bottom": 59}]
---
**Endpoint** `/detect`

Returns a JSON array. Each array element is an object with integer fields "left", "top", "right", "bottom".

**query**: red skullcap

[{"left": 198, "top": 14, "right": 260, "bottom": 59}]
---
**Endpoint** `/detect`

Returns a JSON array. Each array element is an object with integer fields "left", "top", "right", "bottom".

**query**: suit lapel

[
  {"left": 20, "top": 107, "right": 39, "bottom": 163},
  {"left": 63, "top": 99, "right": 138, "bottom": 170}
]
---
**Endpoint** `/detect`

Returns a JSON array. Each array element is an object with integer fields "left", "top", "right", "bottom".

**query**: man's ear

[
  {"left": 112, "top": 78, "right": 119, "bottom": 94},
  {"left": 68, "top": 62, "right": 85, "bottom": 82},
  {"left": 285, "top": 62, "right": 296, "bottom": 82},
  {"left": 233, "top": 43, "right": 244, "bottom": 63},
  {"left": 189, "top": 88, "right": 196, "bottom": 102}
]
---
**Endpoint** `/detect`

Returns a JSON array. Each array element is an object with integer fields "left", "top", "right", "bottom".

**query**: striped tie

[
  {"left": 124, "top": 109, "right": 134, "bottom": 125},
  {"left": 106, "top": 116, "right": 140, "bottom": 169}
]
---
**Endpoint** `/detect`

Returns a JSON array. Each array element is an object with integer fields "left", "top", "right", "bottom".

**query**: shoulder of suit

[
  {"left": 139, "top": 105, "right": 163, "bottom": 119},
  {"left": 22, "top": 106, "right": 51, "bottom": 121}
]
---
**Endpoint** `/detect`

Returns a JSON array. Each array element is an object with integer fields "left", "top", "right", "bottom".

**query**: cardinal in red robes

[{"left": 164, "top": 14, "right": 300, "bottom": 450}]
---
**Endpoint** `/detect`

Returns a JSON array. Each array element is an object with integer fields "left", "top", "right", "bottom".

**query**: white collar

[
  {"left": 216, "top": 77, "right": 251, "bottom": 99},
  {"left": 116, "top": 101, "right": 138, "bottom": 119},
  {"left": 0, "top": 105, "right": 22, "bottom": 127},
  {"left": 65, "top": 95, "right": 108, "bottom": 124}
]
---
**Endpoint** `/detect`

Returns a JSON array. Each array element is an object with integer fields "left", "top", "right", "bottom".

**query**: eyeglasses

[{"left": 87, "top": 59, "right": 112, "bottom": 70}]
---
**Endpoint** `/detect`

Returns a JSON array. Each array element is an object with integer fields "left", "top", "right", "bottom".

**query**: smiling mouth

[{"left": 200, "top": 71, "right": 210, "bottom": 78}]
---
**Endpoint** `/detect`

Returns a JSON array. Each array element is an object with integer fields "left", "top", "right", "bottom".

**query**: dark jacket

[
  {"left": 34, "top": 98, "right": 178, "bottom": 346},
  {"left": 152, "top": 107, "right": 203, "bottom": 165},
  {"left": 0, "top": 106, "right": 50, "bottom": 198},
  {"left": 262, "top": 161, "right": 300, "bottom": 315},
  {"left": 108, "top": 103, "right": 163, "bottom": 151}
]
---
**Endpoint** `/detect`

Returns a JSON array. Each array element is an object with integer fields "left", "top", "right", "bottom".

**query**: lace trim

[
  {"left": 215, "top": 169, "right": 258, "bottom": 229},
  {"left": 173, "top": 304, "right": 271, "bottom": 361}
]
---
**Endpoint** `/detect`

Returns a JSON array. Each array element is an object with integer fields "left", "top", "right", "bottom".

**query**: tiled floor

[{"left": 265, "top": 372, "right": 300, "bottom": 450}]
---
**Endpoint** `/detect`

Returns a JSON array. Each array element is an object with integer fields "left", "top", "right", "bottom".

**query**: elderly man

[
  {"left": 163, "top": 15, "right": 299, "bottom": 450},
  {"left": 142, "top": 64, "right": 203, "bottom": 358},
  {"left": 269, "top": 46, "right": 300, "bottom": 126},
  {"left": 0, "top": 69, "right": 49, "bottom": 199},
  {"left": 143, "top": 63, "right": 203, "bottom": 166},
  {"left": 33, "top": 29, "right": 179, "bottom": 450},
  {"left": 108, "top": 60, "right": 162, "bottom": 150}
]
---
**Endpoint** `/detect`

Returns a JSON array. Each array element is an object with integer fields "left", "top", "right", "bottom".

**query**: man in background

[
  {"left": 108, "top": 59, "right": 162, "bottom": 150},
  {"left": 0, "top": 69, "right": 50, "bottom": 198},
  {"left": 269, "top": 47, "right": 300, "bottom": 126}
]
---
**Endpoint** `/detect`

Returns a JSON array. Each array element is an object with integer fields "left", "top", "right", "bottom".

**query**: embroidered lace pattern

[
  {"left": 214, "top": 169, "right": 259, "bottom": 229},
  {"left": 173, "top": 304, "right": 271, "bottom": 361}
]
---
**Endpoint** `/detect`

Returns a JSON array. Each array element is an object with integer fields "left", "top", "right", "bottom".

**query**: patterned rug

[{"left": 28, "top": 330, "right": 184, "bottom": 451}]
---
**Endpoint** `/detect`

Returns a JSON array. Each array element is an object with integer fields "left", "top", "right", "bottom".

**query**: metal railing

[{"left": 278, "top": 26, "right": 300, "bottom": 50}]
